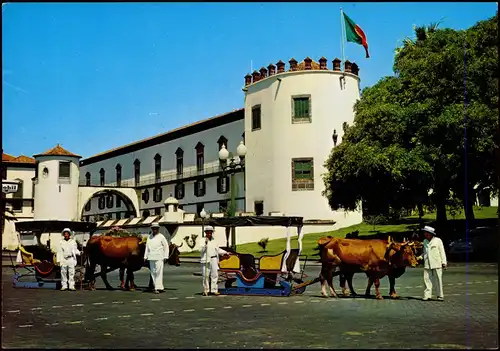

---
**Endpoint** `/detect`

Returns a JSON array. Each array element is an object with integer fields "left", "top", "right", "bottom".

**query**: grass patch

[{"left": 180, "top": 206, "right": 497, "bottom": 258}]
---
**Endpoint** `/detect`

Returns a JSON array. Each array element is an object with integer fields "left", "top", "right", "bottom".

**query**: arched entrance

[{"left": 78, "top": 187, "right": 140, "bottom": 222}]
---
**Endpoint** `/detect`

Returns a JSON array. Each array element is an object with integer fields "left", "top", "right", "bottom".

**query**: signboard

[{"left": 2, "top": 182, "right": 19, "bottom": 194}]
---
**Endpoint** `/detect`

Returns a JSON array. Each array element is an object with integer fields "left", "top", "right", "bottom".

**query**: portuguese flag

[{"left": 343, "top": 12, "right": 370, "bottom": 58}]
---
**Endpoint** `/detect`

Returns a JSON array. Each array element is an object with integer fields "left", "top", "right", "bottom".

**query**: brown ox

[
  {"left": 339, "top": 236, "right": 423, "bottom": 299},
  {"left": 85, "top": 236, "right": 182, "bottom": 291},
  {"left": 317, "top": 236, "right": 418, "bottom": 300}
]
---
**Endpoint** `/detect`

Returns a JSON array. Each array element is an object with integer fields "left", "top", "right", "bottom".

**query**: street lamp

[
  {"left": 200, "top": 208, "right": 208, "bottom": 237},
  {"left": 219, "top": 141, "right": 247, "bottom": 249}
]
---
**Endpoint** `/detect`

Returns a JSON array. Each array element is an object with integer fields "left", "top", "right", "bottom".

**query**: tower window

[
  {"left": 291, "top": 95, "right": 312, "bottom": 123},
  {"left": 252, "top": 105, "right": 261, "bottom": 131},
  {"left": 59, "top": 162, "right": 71, "bottom": 178},
  {"left": 291, "top": 158, "right": 314, "bottom": 191}
]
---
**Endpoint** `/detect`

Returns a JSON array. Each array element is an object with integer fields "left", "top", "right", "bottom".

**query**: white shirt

[
  {"left": 144, "top": 234, "right": 169, "bottom": 261},
  {"left": 200, "top": 239, "right": 227, "bottom": 263},
  {"left": 57, "top": 238, "right": 80, "bottom": 266},
  {"left": 421, "top": 236, "right": 447, "bottom": 269}
]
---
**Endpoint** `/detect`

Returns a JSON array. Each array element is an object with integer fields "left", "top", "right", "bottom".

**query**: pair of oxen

[
  {"left": 317, "top": 235, "right": 422, "bottom": 300},
  {"left": 84, "top": 235, "right": 183, "bottom": 291}
]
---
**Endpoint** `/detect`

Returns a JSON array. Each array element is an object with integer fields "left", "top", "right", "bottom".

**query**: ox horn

[
  {"left": 177, "top": 242, "right": 183, "bottom": 248},
  {"left": 386, "top": 236, "right": 393, "bottom": 248}
]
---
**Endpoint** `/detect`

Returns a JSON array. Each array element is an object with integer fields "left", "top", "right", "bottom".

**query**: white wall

[
  {"left": 33, "top": 156, "right": 80, "bottom": 221},
  {"left": 244, "top": 69, "right": 361, "bottom": 223}
]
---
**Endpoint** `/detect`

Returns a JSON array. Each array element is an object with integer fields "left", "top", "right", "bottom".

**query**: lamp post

[
  {"left": 219, "top": 141, "right": 247, "bottom": 249},
  {"left": 200, "top": 208, "right": 208, "bottom": 237}
]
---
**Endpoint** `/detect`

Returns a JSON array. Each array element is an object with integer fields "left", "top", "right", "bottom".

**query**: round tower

[
  {"left": 243, "top": 56, "right": 362, "bottom": 222},
  {"left": 33, "top": 144, "right": 81, "bottom": 221}
]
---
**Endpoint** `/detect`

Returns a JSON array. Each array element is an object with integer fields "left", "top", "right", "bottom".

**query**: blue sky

[{"left": 2, "top": 2, "right": 497, "bottom": 159}]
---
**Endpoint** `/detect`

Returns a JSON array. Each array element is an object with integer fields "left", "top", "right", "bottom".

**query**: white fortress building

[{"left": 4, "top": 57, "right": 496, "bottom": 251}]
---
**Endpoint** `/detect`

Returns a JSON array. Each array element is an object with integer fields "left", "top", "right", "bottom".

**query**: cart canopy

[
  {"left": 206, "top": 216, "right": 303, "bottom": 228},
  {"left": 15, "top": 220, "right": 97, "bottom": 234}
]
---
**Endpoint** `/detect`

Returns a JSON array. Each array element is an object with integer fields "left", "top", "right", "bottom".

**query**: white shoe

[
  {"left": 422, "top": 297, "right": 430, "bottom": 301},
  {"left": 60, "top": 287, "right": 67, "bottom": 291},
  {"left": 437, "top": 296, "right": 444, "bottom": 301}
]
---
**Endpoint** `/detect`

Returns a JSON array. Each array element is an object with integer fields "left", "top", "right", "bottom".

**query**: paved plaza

[{"left": 2, "top": 261, "right": 498, "bottom": 349}]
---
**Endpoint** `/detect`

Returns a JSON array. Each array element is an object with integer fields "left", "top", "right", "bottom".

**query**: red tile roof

[
  {"left": 12, "top": 155, "right": 36, "bottom": 164},
  {"left": 2, "top": 153, "right": 36, "bottom": 164},
  {"left": 34, "top": 144, "right": 81, "bottom": 158},
  {"left": 2, "top": 153, "right": 16, "bottom": 162}
]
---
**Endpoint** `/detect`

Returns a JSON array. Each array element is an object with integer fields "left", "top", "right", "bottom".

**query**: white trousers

[
  {"left": 201, "top": 258, "right": 219, "bottom": 293},
  {"left": 424, "top": 268, "right": 444, "bottom": 299},
  {"left": 61, "top": 265, "right": 76, "bottom": 289},
  {"left": 149, "top": 260, "right": 165, "bottom": 291}
]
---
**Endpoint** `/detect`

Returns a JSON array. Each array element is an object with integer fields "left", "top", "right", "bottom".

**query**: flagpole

[{"left": 340, "top": 7, "right": 346, "bottom": 72}]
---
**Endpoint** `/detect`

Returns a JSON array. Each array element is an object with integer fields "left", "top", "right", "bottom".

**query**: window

[
  {"left": 154, "top": 207, "right": 162, "bottom": 216},
  {"left": 195, "top": 142, "right": 204, "bottom": 172},
  {"left": 254, "top": 201, "right": 264, "bottom": 216},
  {"left": 84, "top": 201, "right": 91, "bottom": 212},
  {"left": 252, "top": 105, "right": 261, "bottom": 130},
  {"left": 11, "top": 199, "right": 23, "bottom": 212},
  {"left": 134, "top": 159, "right": 141, "bottom": 186},
  {"left": 106, "top": 194, "right": 114, "bottom": 208},
  {"left": 98, "top": 195, "right": 105, "bottom": 210},
  {"left": 194, "top": 179, "right": 206, "bottom": 197},
  {"left": 115, "top": 212, "right": 121, "bottom": 220},
  {"left": 59, "top": 161, "right": 71, "bottom": 178},
  {"left": 117, "top": 196, "right": 122, "bottom": 208},
  {"left": 219, "top": 200, "right": 228, "bottom": 213},
  {"left": 142, "top": 210, "right": 150, "bottom": 219},
  {"left": 99, "top": 168, "right": 105, "bottom": 186},
  {"left": 242, "top": 132, "right": 245, "bottom": 144},
  {"left": 217, "top": 176, "right": 230, "bottom": 194},
  {"left": 217, "top": 136, "right": 228, "bottom": 151},
  {"left": 142, "top": 189, "right": 150, "bottom": 204},
  {"left": 153, "top": 186, "right": 162, "bottom": 202},
  {"left": 13, "top": 179, "right": 23, "bottom": 199},
  {"left": 116, "top": 164, "right": 122, "bottom": 187},
  {"left": 175, "top": 148, "right": 184, "bottom": 177},
  {"left": 292, "top": 95, "right": 311, "bottom": 123},
  {"left": 292, "top": 158, "right": 314, "bottom": 191},
  {"left": 2, "top": 166, "right": 7, "bottom": 180},
  {"left": 154, "top": 154, "right": 162, "bottom": 183},
  {"left": 85, "top": 172, "right": 91, "bottom": 186},
  {"left": 196, "top": 203, "right": 204, "bottom": 217},
  {"left": 175, "top": 183, "right": 185, "bottom": 199}
]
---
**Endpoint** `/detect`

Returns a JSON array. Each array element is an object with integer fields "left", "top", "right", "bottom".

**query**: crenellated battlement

[{"left": 244, "top": 56, "right": 360, "bottom": 86}]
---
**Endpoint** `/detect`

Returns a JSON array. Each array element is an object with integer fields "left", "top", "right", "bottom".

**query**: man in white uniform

[
  {"left": 144, "top": 223, "right": 169, "bottom": 294},
  {"left": 418, "top": 225, "right": 447, "bottom": 301},
  {"left": 57, "top": 228, "right": 80, "bottom": 291},
  {"left": 200, "top": 226, "right": 228, "bottom": 296}
]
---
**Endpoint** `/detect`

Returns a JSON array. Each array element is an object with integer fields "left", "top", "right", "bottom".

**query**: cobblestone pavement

[{"left": 2, "top": 262, "right": 498, "bottom": 349}]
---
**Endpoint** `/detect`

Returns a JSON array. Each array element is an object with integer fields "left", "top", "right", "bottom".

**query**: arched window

[
  {"left": 99, "top": 168, "right": 105, "bottom": 186},
  {"left": 134, "top": 159, "right": 141, "bottom": 186},
  {"left": 195, "top": 142, "right": 204, "bottom": 172},
  {"left": 115, "top": 164, "right": 122, "bottom": 187},
  {"left": 217, "top": 135, "right": 228, "bottom": 151},
  {"left": 85, "top": 172, "right": 91, "bottom": 186},
  {"left": 154, "top": 154, "right": 162, "bottom": 183},
  {"left": 175, "top": 148, "right": 183, "bottom": 177}
]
